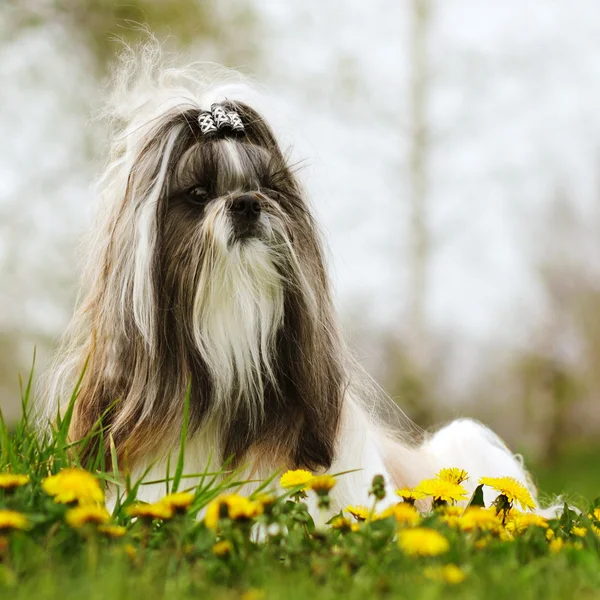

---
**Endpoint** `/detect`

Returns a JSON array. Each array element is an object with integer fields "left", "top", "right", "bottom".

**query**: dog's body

[{"left": 42, "top": 51, "right": 539, "bottom": 513}]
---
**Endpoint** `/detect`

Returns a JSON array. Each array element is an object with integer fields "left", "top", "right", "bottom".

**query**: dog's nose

[{"left": 231, "top": 194, "right": 261, "bottom": 220}]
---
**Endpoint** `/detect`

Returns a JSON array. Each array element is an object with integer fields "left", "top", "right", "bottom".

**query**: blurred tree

[
  {"left": 5, "top": 0, "right": 259, "bottom": 71},
  {"left": 407, "top": 0, "right": 431, "bottom": 366}
]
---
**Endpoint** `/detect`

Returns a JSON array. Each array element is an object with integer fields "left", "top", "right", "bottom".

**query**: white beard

[{"left": 193, "top": 208, "right": 285, "bottom": 428}]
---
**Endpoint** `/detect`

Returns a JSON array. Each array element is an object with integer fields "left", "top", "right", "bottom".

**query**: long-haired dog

[{"left": 42, "top": 50, "right": 541, "bottom": 512}]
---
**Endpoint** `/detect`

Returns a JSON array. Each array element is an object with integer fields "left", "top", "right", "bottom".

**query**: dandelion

[
  {"left": 549, "top": 537, "right": 564, "bottom": 553},
  {"left": 308, "top": 474, "right": 336, "bottom": 510},
  {"left": 459, "top": 508, "right": 501, "bottom": 533},
  {"left": 345, "top": 505, "right": 370, "bottom": 521},
  {"left": 479, "top": 477, "right": 536, "bottom": 512},
  {"left": 440, "top": 505, "right": 463, "bottom": 528},
  {"left": 414, "top": 478, "right": 468, "bottom": 506},
  {"left": 279, "top": 469, "right": 313, "bottom": 489},
  {"left": 0, "top": 509, "right": 29, "bottom": 532},
  {"left": 572, "top": 526, "right": 587, "bottom": 538},
  {"left": 330, "top": 516, "right": 353, "bottom": 531},
  {"left": 308, "top": 475, "right": 336, "bottom": 493},
  {"left": 395, "top": 487, "right": 425, "bottom": 504},
  {"left": 160, "top": 492, "right": 194, "bottom": 514},
  {"left": 212, "top": 540, "right": 232, "bottom": 557},
  {"left": 474, "top": 538, "right": 489, "bottom": 550},
  {"left": 254, "top": 493, "right": 276, "bottom": 512},
  {"left": 369, "top": 474, "right": 387, "bottom": 501},
  {"left": 379, "top": 503, "right": 420, "bottom": 527},
  {"left": 204, "top": 494, "right": 263, "bottom": 530},
  {"left": 505, "top": 512, "right": 548, "bottom": 534},
  {"left": 42, "top": 468, "right": 104, "bottom": 505},
  {"left": 398, "top": 528, "right": 450, "bottom": 557},
  {"left": 424, "top": 564, "right": 467, "bottom": 584},
  {"left": 591, "top": 507, "right": 600, "bottom": 522},
  {"left": 98, "top": 524, "right": 127, "bottom": 538},
  {"left": 127, "top": 502, "right": 174, "bottom": 521},
  {"left": 65, "top": 505, "right": 111, "bottom": 529},
  {"left": 0, "top": 473, "right": 30, "bottom": 491},
  {"left": 123, "top": 543, "right": 137, "bottom": 561},
  {"left": 242, "top": 590, "right": 265, "bottom": 600},
  {"left": 437, "top": 468, "right": 469, "bottom": 485}
]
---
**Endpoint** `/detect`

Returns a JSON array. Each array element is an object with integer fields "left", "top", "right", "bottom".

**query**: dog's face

[{"left": 62, "top": 99, "right": 344, "bottom": 473}]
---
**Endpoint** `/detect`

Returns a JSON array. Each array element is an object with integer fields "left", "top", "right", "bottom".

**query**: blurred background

[{"left": 2, "top": 1, "right": 599, "bottom": 501}]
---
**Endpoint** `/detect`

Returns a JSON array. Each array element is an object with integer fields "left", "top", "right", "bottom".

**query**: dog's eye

[
  {"left": 185, "top": 185, "right": 209, "bottom": 204},
  {"left": 264, "top": 188, "right": 283, "bottom": 202}
]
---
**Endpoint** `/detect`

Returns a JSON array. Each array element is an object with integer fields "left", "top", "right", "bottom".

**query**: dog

[{"left": 42, "top": 50, "right": 541, "bottom": 513}]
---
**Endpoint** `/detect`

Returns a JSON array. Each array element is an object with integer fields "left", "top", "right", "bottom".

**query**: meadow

[{"left": 1, "top": 375, "right": 600, "bottom": 600}]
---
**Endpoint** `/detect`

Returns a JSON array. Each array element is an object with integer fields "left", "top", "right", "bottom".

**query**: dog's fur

[{"left": 42, "top": 48, "right": 541, "bottom": 512}]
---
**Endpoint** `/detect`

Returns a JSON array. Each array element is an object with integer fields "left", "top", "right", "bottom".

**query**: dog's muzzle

[{"left": 230, "top": 193, "right": 262, "bottom": 240}]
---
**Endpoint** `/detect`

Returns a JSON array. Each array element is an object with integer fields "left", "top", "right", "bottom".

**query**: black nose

[{"left": 231, "top": 194, "right": 261, "bottom": 219}]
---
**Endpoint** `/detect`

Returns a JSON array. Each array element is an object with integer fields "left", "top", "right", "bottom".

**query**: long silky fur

[
  {"left": 41, "top": 46, "right": 552, "bottom": 514},
  {"left": 42, "top": 47, "right": 344, "bottom": 477}
]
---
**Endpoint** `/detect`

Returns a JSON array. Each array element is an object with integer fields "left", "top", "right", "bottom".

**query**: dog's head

[{"left": 53, "top": 70, "right": 345, "bottom": 472}]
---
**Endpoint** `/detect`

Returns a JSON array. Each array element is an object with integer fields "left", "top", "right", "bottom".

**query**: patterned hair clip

[
  {"left": 198, "top": 111, "right": 217, "bottom": 135},
  {"left": 210, "top": 104, "right": 232, "bottom": 131},
  {"left": 227, "top": 110, "right": 245, "bottom": 134}
]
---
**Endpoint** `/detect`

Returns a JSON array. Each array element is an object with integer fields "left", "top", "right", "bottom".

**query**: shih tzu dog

[{"left": 42, "top": 51, "right": 540, "bottom": 512}]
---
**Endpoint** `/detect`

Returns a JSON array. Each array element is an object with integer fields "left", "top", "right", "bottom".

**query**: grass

[
  {"left": 1, "top": 375, "right": 600, "bottom": 599},
  {"left": 533, "top": 445, "right": 600, "bottom": 504}
]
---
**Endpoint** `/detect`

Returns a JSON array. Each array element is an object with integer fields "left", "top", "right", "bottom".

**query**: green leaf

[
  {"left": 172, "top": 380, "right": 191, "bottom": 493},
  {"left": 466, "top": 484, "right": 486, "bottom": 509}
]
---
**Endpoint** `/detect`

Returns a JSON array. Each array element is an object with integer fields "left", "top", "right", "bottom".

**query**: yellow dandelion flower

[
  {"left": 592, "top": 525, "right": 600, "bottom": 537},
  {"left": 127, "top": 502, "right": 174, "bottom": 520},
  {"left": 379, "top": 503, "right": 420, "bottom": 526},
  {"left": 98, "top": 524, "right": 127, "bottom": 538},
  {"left": 0, "top": 473, "right": 30, "bottom": 490},
  {"left": 549, "top": 537, "right": 564, "bottom": 553},
  {"left": 345, "top": 505, "right": 370, "bottom": 521},
  {"left": 459, "top": 508, "right": 501, "bottom": 533},
  {"left": 253, "top": 493, "right": 277, "bottom": 506},
  {"left": 160, "top": 492, "right": 194, "bottom": 513},
  {"left": 572, "top": 526, "right": 587, "bottom": 538},
  {"left": 441, "top": 505, "right": 463, "bottom": 516},
  {"left": 437, "top": 468, "right": 469, "bottom": 485},
  {"left": 204, "top": 494, "right": 263, "bottom": 530},
  {"left": 42, "top": 468, "right": 104, "bottom": 505},
  {"left": 424, "top": 564, "right": 466, "bottom": 585},
  {"left": 0, "top": 509, "right": 29, "bottom": 531},
  {"left": 65, "top": 504, "right": 110, "bottom": 528},
  {"left": 591, "top": 507, "right": 600, "bottom": 522},
  {"left": 212, "top": 540, "right": 232, "bottom": 557},
  {"left": 479, "top": 477, "right": 536, "bottom": 511},
  {"left": 241, "top": 590, "right": 265, "bottom": 600},
  {"left": 505, "top": 511, "right": 548, "bottom": 534},
  {"left": 414, "top": 478, "right": 468, "bottom": 504},
  {"left": 307, "top": 475, "right": 336, "bottom": 493},
  {"left": 439, "top": 505, "right": 462, "bottom": 528},
  {"left": 499, "top": 529, "right": 514, "bottom": 542},
  {"left": 279, "top": 469, "right": 313, "bottom": 489},
  {"left": 398, "top": 527, "right": 450, "bottom": 557},
  {"left": 395, "top": 487, "right": 426, "bottom": 503},
  {"left": 546, "top": 528, "right": 555, "bottom": 541},
  {"left": 474, "top": 538, "right": 489, "bottom": 550},
  {"left": 330, "top": 515, "right": 353, "bottom": 531}
]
